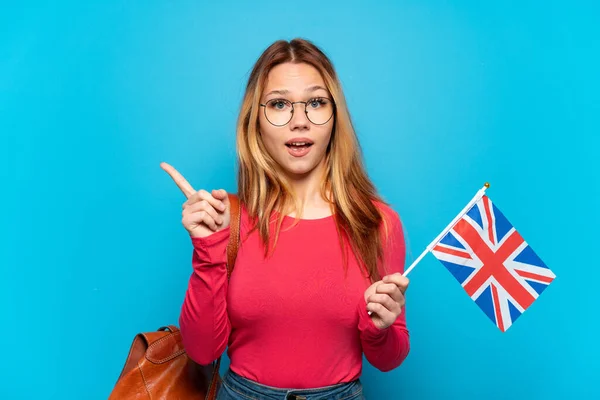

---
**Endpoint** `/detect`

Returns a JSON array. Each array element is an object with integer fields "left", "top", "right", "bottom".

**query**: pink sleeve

[
  {"left": 178, "top": 227, "right": 231, "bottom": 365},
  {"left": 357, "top": 211, "right": 410, "bottom": 372}
]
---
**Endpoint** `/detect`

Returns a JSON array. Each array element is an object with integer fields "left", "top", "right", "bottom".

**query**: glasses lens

[
  {"left": 306, "top": 98, "right": 334, "bottom": 125},
  {"left": 265, "top": 99, "right": 293, "bottom": 126}
]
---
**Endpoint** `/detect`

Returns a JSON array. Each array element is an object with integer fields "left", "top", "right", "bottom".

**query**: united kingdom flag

[{"left": 431, "top": 195, "right": 556, "bottom": 332}]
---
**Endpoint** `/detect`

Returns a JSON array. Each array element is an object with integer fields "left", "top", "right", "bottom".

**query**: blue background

[{"left": 1, "top": 1, "right": 598, "bottom": 399}]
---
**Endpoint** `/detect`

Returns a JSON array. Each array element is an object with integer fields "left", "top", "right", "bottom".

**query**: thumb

[{"left": 212, "top": 189, "right": 230, "bottom": 207}]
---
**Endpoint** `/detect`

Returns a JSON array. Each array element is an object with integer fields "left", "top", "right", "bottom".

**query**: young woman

[{"left": 161, "top": 38, "right": 410, "bottom": 400}]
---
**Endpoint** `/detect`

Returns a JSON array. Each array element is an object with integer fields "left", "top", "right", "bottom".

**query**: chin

[
  {"left": 281, "top": 162, "right": 318, "bottom": 179},
  {"left": 274, "top": 149, "right": 327, "bottom": 180},
  {"left": 284, "top": 166, "right": 312, "bottom": 178}
]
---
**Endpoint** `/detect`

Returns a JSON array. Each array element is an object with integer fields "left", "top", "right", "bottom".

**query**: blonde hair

[{"left": 236, "top": 38, "right": 390, "bottom": 282}]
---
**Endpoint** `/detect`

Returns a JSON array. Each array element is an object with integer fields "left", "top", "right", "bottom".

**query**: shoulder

[
  {"left": 372, "top": 199, "right": 405, "bottom": 246},
  {"left": 238, "top": 202, "right": 252, "bottom": 234},
  {"left": 372, "top": 199, "right": 402, "bottom": 228}
]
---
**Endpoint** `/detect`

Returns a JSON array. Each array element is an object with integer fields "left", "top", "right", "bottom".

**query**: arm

[
  {"left": 179, "top": 227, "right": 231, "bottom": 365},
  {"left": 358, "top": 213, "right": 410, "bottom": 372}
]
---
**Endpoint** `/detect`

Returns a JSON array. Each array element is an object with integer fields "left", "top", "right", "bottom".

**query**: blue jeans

[{"left": 216, "top": 369, "right": 366, "bottom": 400}]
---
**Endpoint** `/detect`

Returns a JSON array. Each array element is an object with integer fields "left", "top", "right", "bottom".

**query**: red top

[{"left": 179, "top": 202, "right": 410, "bottom": 388}]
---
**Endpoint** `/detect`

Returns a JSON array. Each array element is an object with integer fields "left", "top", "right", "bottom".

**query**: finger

[
  {"left": 367, "top": 293, "right": 401, "bottom": 313},
  {"left": 160, "top": 162, "right": 195, "bottom": 198},
  {"left": 184, "top": 210, "right": 219, "bottom": 232},
  {"left": 382, "top": 273, "right": 410, "bottom": 293},
  {"left": 364, "top": 280, "right": 384, "bottom": 303},
  {"left": 366, "top": 280, "right": 384, "bottom": 293},
  {"left": 212, "top": 189, "right": 230, "bottom": 208},
  {"left": 184, "top": 190, "right": 209, "bottom": 207},
  {"left": 366, "top": 302, "right": 396, "bottom": 326},
  {"left": 212, "top": 190, "right": 230, "bottom": 212},
  {"left": 185, "top": 200, "right": 223, "bottom": 224},
  {"left": 185, "top": 190, "right": 226, "bottom": 212},
  {"left": 375, "top": 283, "right": 403, "bottom": 303}
]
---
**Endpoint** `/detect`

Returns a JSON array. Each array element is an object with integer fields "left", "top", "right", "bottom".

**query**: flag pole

[{"left": 402, "top": 182, "right": 490, "bottom": 277}]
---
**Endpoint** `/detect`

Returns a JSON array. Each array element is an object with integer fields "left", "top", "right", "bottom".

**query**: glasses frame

[{"left": 259, "top": 97, "right": 336, "bottom": 127}]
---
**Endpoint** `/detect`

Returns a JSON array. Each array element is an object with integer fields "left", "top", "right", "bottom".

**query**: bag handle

[
  {"left": 208, "top": 193, "right": 241, "bottom": 399},
  {"left": 226, "top": 193, "right": 241, "bottom": 278}
]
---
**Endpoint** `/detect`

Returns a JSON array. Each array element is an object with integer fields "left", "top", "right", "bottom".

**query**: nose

[{"left": 288, "top": 104, "right": 310, "bottom": 131}]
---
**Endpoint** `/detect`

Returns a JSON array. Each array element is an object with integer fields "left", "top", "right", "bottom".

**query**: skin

[
  {"left": 258, "top": 62, "right": 334, "bottom": 219},
  {"left": 159, "top": 62, "right": 409, "bottom": 330}
]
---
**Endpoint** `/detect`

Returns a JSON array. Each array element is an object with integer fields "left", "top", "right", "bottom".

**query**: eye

[
  {"left": 267, "top": 99, "right": 291, "bottom": 111},
  {"left": 307, "top": 97, "right": 328, "bottom": 109}
]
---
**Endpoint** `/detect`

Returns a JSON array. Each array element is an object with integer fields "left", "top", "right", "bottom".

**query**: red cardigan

[{"left": 179, "top": 203, "right": 410, "bottom": 389}]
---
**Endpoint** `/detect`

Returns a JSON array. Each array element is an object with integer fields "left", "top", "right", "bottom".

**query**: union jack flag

[{"left": 431, "top": 195, "right": 556, "bottom": 332}]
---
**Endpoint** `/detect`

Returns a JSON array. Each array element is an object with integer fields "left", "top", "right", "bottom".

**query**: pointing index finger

[{"left": 160, "top": 162, "right": 195, "bottom": 198}]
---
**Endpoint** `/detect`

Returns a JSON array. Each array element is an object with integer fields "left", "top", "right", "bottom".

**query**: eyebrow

[
  {"left": 305, "top": 85, "right": 328, "bottom": 93},
  {"left": 264, "top": 85, "right": 329, "bottom": 98}
]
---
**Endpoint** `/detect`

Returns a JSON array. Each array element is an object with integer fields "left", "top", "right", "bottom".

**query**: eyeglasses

[{"left": 259, "top": 97, "right": 335, "bottom": 127}]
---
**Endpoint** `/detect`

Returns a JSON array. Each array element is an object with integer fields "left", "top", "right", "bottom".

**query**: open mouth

[
  {"left": 285, "top": 141, "right": 314, "bottom": 150},
  {"left": 285, "top": 140, "right": 314, "bottom": 157}
]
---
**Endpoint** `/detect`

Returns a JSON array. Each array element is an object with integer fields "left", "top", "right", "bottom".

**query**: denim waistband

[{"left": 220, "top": 369, "right": 364, "bottom": 400}]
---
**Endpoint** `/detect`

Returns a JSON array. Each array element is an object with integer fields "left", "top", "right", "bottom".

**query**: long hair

[{"left": 236, "top": 38, "right": 390, "bottom": 282}]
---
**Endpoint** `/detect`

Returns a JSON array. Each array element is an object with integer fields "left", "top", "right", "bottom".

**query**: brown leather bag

[{"left": 109, "top": 194, "right": 242, "bottom": 400}]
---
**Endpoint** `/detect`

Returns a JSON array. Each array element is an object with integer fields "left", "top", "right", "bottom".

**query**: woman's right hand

[{"left": 160, "top": 162, "right": 231, "bottom": 238}]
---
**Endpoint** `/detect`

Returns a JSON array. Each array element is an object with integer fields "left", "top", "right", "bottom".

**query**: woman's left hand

[{"left": 364, "top": 272, "right": 409, "bottom": 330}]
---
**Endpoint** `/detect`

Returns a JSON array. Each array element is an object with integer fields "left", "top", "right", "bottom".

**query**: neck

[{"left": 285, "top": 159, "right": 332, "bottom": 219}]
